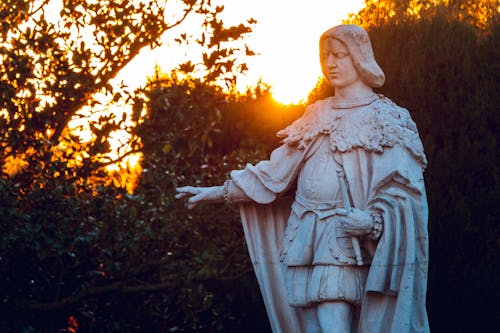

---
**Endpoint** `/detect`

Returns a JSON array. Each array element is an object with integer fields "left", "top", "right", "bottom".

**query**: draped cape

[{"left": 231, "top": 96, "right": 430, "bottom": 333}]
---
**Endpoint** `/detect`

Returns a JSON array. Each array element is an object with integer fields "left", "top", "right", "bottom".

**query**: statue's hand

[
  {"left": 338, "top": 208, "right": 373, "bottom": 236},
  {"left": 175, "top": 186, "right": 223, "bottom": 209}
]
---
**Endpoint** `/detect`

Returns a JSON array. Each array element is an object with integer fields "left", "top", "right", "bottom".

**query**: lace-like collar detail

[{"left": 277, "top": 95, "right": 427, "bottom": 168}]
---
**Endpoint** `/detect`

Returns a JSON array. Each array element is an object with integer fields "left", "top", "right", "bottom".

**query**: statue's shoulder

[
  {"left": 276, "top": 95, "right": 427, "bottom": 167},
  {"left": 372, "top": 96, "right": 428, "bottom": 167},
  {"left": 374, "top": 96, "right": 416, "bottom": 129},
  {"left": 276, "top": 98, "right": 328, "bottom": 149}
]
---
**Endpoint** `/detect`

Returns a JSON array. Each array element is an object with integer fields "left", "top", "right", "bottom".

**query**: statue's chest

[{"left": 297, "top": 138, "right": 342, "bottom": 202}]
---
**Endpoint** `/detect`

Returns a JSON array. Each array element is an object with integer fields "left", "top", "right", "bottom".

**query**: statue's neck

[{"left": 333, "top": 80, "right": 375, "bottom": 105}]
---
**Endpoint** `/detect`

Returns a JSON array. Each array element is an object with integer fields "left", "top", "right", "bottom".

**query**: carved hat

[{"left": 320, "top": 24, "right": 385, "bottom": 88}]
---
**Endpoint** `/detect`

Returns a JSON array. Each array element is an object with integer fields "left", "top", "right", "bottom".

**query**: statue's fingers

[
  {"left": 186, "top": 202, "right": 198, "bottom": 210},
  {"left": 176, "top": 186, "right": 196, "bottom": 193},
  {"left": 175, "top": 192, "right": 191, "bottom": 199},
  {"left": 188, "top": 193, "right": 204, "bottom": 204},
  {"left": 186, "top": 195, "right": 203, "bottom": 209}
]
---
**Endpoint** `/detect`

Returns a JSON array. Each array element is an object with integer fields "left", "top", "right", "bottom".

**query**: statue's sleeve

[{"left": 230, "top": 143, "right": 305, "bottom": 204}]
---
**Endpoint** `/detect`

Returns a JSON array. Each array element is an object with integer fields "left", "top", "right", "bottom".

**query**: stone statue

[{"left": 176, "top": 24, "right": 430, "bottom": 333}]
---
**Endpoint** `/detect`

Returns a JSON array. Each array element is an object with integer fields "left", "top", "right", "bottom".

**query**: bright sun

[{"left": 116, "top": 0, "right": 366, "bottom": 105}]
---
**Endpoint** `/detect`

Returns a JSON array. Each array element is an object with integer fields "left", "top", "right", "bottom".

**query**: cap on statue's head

[{"left": 320, "top": 24, "right": 385, "bottom": 88}]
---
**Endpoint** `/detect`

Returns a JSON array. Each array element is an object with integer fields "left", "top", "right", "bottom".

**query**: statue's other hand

[
  {"left": 339, "top": 208, "right": 373, "bottom": 236},
  {"left": 175, "top": 186, "right": 223, "bottom": 209}
]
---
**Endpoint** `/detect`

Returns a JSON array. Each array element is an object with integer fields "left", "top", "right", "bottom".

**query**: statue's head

[{"left": 319, "top": 24, "right": 385, "bottom": 89}]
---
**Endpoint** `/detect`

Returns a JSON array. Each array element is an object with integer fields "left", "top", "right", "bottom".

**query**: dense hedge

[{"left": 369, "top": 17, "right": 498, "bottom": 333}]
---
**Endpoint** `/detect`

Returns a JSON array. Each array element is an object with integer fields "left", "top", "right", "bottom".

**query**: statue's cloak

[{"left": 231, "top": 96, "right": 430, "bottom": 333}]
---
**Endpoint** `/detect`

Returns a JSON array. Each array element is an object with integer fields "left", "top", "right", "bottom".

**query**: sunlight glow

[{"left": 116, "top": 0, "right": 365, "bottom": 104}]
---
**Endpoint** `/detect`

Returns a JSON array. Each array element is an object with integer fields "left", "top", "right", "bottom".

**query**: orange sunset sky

[{"left": 110, "top": 0, "right": 365, "bottom": 104}]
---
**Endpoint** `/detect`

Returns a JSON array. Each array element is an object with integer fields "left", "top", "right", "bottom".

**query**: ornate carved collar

[{"left": 276, "top": 95, "right": 427, "bottom": 168}]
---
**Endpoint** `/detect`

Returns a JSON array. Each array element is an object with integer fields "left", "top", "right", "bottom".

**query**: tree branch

[
  {"left": 99, "top": 148, "right": 142, "bottom": 168},
  {"left": 29, "top": 0, "right": 51, "bottom": 17},
  {"left": 49, "top": 1, "right": 200, "bottom": 146},
  {"left": 28, "top": 280, "right": 174, "bottom": 311},
  {"left": 164, "top": 2, "right": 196, "bottom": 30}
]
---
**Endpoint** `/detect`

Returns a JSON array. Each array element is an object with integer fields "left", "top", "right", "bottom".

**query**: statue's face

[{"left": 320, "top": 38, "right": 360, "bottom": 89}]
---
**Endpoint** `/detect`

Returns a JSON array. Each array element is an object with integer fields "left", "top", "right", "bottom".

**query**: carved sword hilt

[{"left": 336, "top": 169, "right": 364, "bottom": 266}]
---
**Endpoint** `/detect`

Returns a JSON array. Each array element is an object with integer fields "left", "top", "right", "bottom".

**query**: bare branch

[
  {"left": 164, "top": 2, "right": 196, "bottom": 30},
  {"left": 29, "top": 0, "right": 51, "bottom": 17}
]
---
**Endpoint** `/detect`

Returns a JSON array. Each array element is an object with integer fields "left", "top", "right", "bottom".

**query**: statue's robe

[{"left": 230, "top": 96, "right": 430, "bottom": 333}]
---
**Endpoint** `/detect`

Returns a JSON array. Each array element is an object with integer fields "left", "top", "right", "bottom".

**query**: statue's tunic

[
  {"left": 280, "top": 133, "right": 371, "bottom": 307},
  {"left": 230, "top": 95, "right": 430, "bottom": 333}
]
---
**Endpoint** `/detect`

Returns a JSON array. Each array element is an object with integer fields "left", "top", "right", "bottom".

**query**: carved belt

[{"left": 292, "top": 193, "right": 344, "bottom": 220}]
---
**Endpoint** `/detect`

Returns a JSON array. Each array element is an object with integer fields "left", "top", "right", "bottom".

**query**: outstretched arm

[
  {"left": 176, "top": 140, "right": 306, "bottom": 209},
  {"left": 176, "top": 181, "right": 252, "bottom": 209},
  {"left": 175, "top": 185, "right": 224, "bottom": 210}
]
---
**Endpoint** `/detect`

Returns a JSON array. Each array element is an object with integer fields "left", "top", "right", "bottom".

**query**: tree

[
  {"left": 0, "top": 1, "right": 261, "bottom": 331},
  {"left": 0, "top": 0, "right": 253, "bottom": 188},
  {"left": 348, "top": 0, "right": 498, "bottom": 32}
]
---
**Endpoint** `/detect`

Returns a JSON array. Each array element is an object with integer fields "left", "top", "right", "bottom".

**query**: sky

[{"left": 114, "top": 0, "right": 365, "bottom": 104}]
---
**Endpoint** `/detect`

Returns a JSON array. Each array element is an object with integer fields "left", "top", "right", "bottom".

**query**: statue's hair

[{"left": 320, "top": 24, "right": 385, "bottom": 88}]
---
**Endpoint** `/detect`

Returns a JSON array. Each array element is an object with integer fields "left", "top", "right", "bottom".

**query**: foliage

[
  {"left": 0, "top": 0, "right": 264, "bottom": 331},
  {"left": 348, "top": 0, "right": 498, "bottom": 32},
  {"left": 0, "top": 79, "right": 286, "bottom": 332},
  {"left": 0, "top": 0, "right": 253, "bottom": 188},
  {"left": 1, "top": 168, "right": 256, "bottom": 332}
]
